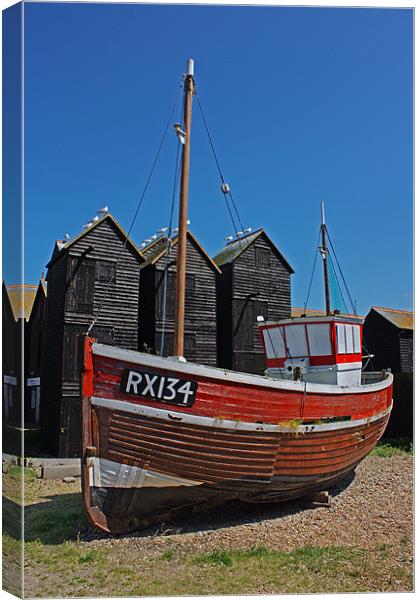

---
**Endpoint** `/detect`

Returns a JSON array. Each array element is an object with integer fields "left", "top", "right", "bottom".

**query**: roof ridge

[
  {"left": 373, "top": 306, "right": 413, "bottom": 314},
  {"left": 46, "top": 213, "right": 144, "bottom": 268},
  {"left": 225, "top": 228, "right": 262, "bottom": 246}
]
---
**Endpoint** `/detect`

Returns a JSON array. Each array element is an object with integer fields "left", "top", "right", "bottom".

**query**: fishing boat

[{"left": 81, "top": 59, "right": 393, "bottom": 534}]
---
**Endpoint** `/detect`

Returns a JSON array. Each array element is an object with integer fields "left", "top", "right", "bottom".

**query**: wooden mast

[
  {"left": 174, "top": 58, "right": 195, "bottom": 357},
  {"left": 320, "top": 201, "right": 331, "bottom": 316}
]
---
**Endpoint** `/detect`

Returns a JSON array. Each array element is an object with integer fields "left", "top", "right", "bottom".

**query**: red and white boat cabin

[{"left": 259, "top": 315, "right": 364, "bottom": 386}]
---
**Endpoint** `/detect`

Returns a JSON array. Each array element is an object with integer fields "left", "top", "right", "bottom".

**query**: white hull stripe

[
  {"left": 92, "top": 343, "right": 393, "bottom": 395},
  {"left": 91, "top": 395, "right": 393, "bottom": 434},
  {"left": 87, "top": 457, "right": 201, "bottom": 489}
]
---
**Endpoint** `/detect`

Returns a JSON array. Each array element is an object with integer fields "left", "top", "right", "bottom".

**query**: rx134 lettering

[{"left": 120, "top": 368, "right": 197, "bottom": 407}]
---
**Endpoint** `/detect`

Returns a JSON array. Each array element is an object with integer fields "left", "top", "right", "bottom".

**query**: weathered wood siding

[
  {"left": 217, "top": 233, "right": 292, "bottom": 375},
  {"left": 363, "top": 309, "right": 413, "bottom": 439},
  {"left": 42, "top": 217, "right": 143, "bottom": 457},
  {"left": 64, "top": 219, "right": 140, "bottom": 349},
  {"left": 362, "top": 312, "right": 401, "bottom": 373},
  {"left": 216, "top": 265, "right": 233, "bottom": 369},
  {"left": 399, "top": 334, "right": 413, "bottom": 374},
  {"left": 25, "top": 284, "right": 47, "bottom": 423},
  {"left": 2, "top": 284, "right": 21, "bottom": 423},
  {"left": 41, "top": 256, "right": 67, "bottom": 455},
  {"left": 139, "top": 236, "right": 218, "bottom": 366},
  {"left": 383, "top": 372, "right": 413, "bottom": 439}
]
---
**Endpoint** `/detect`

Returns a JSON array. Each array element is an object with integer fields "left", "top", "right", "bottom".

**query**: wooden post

[
  {"left": 320, "top": 201, "right": 331, "bottom": 316},
  {"left": 174, "top": 59, "right": 195, "bottom": 357}
]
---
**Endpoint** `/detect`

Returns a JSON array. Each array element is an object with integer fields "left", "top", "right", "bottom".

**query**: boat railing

[{"left": 361, "top": 371, "right": 391, "bottom": 385}]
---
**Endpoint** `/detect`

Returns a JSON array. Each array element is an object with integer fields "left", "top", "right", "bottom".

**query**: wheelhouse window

[
  {"left": 306, "top": 323, "right": 332, "bottom": 356},
  {"left": 262, "top": 327, "right": 286, "bottom": 359},
  {"left": 285, "top": 324, "right": 308, "bottom": 357},
  {"left": 336, "top": 323, "right": 361, "bottom": 354}
]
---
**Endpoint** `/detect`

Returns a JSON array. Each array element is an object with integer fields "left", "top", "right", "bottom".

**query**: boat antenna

[
  {"left": 174, "top": 58, "right": 195, "bottom": 357},
  {"left": 320, "top": 201, "right": 331, "bottom": 316}
]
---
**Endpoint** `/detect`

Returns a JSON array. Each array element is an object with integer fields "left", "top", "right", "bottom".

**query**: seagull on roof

[{"left": 98, "top": 206, "right": 109, "bottom": 215}]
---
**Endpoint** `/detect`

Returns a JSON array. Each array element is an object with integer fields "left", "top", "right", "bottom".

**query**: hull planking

[{"left": 81, "top": 338, "right": 392, "bottom": 534}]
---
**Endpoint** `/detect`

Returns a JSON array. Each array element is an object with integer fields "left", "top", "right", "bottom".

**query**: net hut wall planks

[
  {"left": 213, "top": 229, "right": 294, "bottom": 375},
  {"left": 139, "top": 230, "right": 220, "bottom": 366},
  {"left": 41, "top": 214, "right": 144, "bottom": 457},
  {"left": 25, "top": 277, "right": 47, "bottom": 424}
]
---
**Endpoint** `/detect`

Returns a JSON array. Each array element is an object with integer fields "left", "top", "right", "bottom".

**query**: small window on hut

[
  {"left": 96, "top": 261, "right": 116, "bottom": 284},
  {"left": 67, "top": 258, "right": 95, "bottom": 314},
  {"left": 255, "top": 247, "right": 270, "bottom": 268},
  {"left": 157, "top": 271, "right": 176, "bottom": 319},
  {"left": 186, "top": 274, "right": 196, "bottom": 295}
]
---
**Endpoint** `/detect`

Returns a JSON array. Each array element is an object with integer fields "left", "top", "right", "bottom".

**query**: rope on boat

[
  {"left": 300, "top": 380, "right": 307, "bottom": 419},
  {"left": 86, "top": 90, "right": 182, "bottom": 336}
]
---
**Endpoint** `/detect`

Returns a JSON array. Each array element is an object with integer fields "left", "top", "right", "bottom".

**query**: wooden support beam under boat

[{"left": 303, "top": 490, "right": 332, "bottom": 507}]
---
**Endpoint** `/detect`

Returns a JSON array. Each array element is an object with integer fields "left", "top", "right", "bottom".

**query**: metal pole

[
  {"left": 320, "top": 201, "right": 331, "bottom": 316},
  {"left": 174, "top": 59, "right": 194, "bottom": 357}
]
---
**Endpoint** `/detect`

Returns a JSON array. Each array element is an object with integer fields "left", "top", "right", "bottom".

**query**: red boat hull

[{"left": 81, "top": 339, "right": 392, "bottom": 534}]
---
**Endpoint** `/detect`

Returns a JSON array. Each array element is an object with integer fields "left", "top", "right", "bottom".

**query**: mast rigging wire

[
  {"left": 196, "top": 92, "right": 276, "bottom": 360},
  {"left": 195, "top": 94, "right": 246, "bottom": 235},
  {"left": 303, "top": 227, "right": 322, "bottom": 312},
  {"left": 86, "top": 91, "right": 181, "bottom": 335},
  {"left": 326, "top": 228, "right": 356, "bottom": 314},
  {"left": 327, "top": 253, "right": 349, "bottom": 315}
]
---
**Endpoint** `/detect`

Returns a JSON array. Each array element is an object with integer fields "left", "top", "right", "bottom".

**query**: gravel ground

[{"left": 82, "top": 455, "right": 413, "bottom": 556}]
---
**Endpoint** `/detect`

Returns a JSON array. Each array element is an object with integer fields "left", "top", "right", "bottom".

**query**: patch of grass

[
  {"left": 6, "top": 458, "right": 412, "bottom": 598},
  {"left": 196, "top": 549, "right": 233, "bottom": 566},
  {"left": 24, "top": 494, "right": 86, "bottom": 544},
  {"left": 194, "top": 545, "right": 366, "bottom": 571},
  {"left": 78, "top": 550, "right": 97, "bottom": 564},
  {"left": 25, "top": 540, "right": 106, "bottom": 569},
  {"left": 240, "top": 546, "right": 272, "bottom": 558},
  {"left": 19, "top": 539, "right": 413, "bottom": 597},
  {"left": 370, "top": 438, "right": 413, "bottom": 457},
  {"left": 3, "top": 466, "right": 37, "bottom": 503}
]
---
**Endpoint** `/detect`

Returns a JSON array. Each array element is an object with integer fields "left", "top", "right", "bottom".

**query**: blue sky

[{"left": 10, "top": 2, "right": 414, "bottom": 313}]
